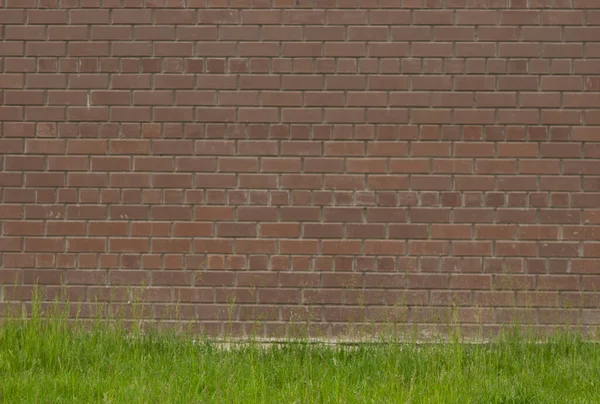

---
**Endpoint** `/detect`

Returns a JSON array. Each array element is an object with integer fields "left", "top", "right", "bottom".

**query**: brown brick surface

[{"left": 1, "top": 0, "right": 600, "bottom": 337}]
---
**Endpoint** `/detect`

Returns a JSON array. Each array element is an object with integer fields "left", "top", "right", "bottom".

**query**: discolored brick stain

[{"left": 1, "top": 0, "right": 600, "bottom": 337}]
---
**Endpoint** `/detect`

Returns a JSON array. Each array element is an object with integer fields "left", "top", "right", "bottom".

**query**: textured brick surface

[{"left": 1, "top": 0, "right": 600, "bottom": 337}]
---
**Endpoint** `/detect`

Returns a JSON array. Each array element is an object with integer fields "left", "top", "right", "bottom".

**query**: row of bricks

[
  {"left": 4, "top": 59, "right": 600, "bottom": 75},
  {"left": 3, "top": 139, "right": 599, "bottom": 155},
  {"left": 0, "top": 255, "right": 596, "bottom": 272},
  {"left": 4, "top": 221, "right": 600, "bottom": 237},
  {"left": 2, "top": 189, "right": 597, "bottom": 205},
  {"left": 3, "top": 74, "right": 600, "bottom": 91},
  {"left": 2, "top": 173, "right": 600, "bottom": 191},
  {"left": 1, "top": 269, "right": 600, "bottom": 290},
  {"left": 4, "top": 90, "right": 600, "bottom": 107},
  {"left": 3, "top": 158, "right": 600, "bottom": 173},
  {"left": 4, "top": 288, "right": 600, "bottom": 313},
  {"left": 4, "top": 26, "right": 600, "bottom": 42},
  {"left": 3, "top": 287, "right": 600, "bottom": 311},
  {"left": 2, "top": 9, "right": 600, "bottom": 26},
  {"left": 2, "top": 237, "right": 600, "bottom": 257},
  {"left": 2, "top": 139, "right": 599, "bottom": 156},
  {"left": 1, "top": 299, "right": 597, "bottom": 327},
  {"left": 0, "top": 123, "right": 595, "bottom": 140},
  {"left": 4, "top": 42, "right": 600, "bottom": 58},
  {"left": 3, "top": 0, "right": 599, "bottom": 10},
  {"left": 4, "top": 193, "right": 597, "bottom": 209},
  {"left": 1, "top": 107, "right": 599, "bottom": 124}
]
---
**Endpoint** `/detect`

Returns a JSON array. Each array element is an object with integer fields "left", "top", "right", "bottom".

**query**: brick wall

[{"left": 1, "top": 0, "right": 599, "bottom": 337}]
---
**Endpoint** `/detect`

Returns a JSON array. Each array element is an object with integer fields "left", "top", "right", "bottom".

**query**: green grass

[{"left": 1, "top": 302, "right": 600, "bottom": 403}]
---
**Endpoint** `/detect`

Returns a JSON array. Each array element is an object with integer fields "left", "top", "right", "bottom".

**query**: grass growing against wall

[{"left": 1, "top": 299, "right": 600, "bottom": 403}]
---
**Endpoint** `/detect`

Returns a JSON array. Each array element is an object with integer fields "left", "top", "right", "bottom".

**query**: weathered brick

[{"left": 0, "top": 0, "right": 597, "bottom": 335}]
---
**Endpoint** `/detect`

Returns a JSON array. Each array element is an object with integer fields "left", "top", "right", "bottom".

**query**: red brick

[{"left": 0, "top": 1, "right": 598, "bottom": 333}]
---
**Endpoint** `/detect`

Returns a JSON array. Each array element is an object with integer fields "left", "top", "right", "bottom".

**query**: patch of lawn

[{"left": 1, "top": 303, "right": 599, "bottom": 403}]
